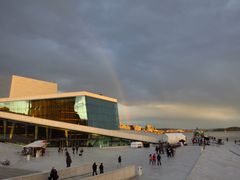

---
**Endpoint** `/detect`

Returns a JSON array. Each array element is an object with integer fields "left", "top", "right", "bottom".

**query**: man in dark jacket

[
  {"left": 48, "top": 167, "right": 59, "bottom": 180},
  {"left": 118, "top": 155, "right": 122, "bottom": 167},
  {"left": 72, "top": 147, "right": 75, "bottom": 154},
  {"left": 66, "top": 154, "right": 72, "bottom": 167},
  {"left": 157, "top": 154, "right": 161, "bottom": 166},
  {"left": 92, "top": 162, "right": 97, "bottom": 176},
  {"left": 99, "top": 163, "right": 104, "bottom": 174}
]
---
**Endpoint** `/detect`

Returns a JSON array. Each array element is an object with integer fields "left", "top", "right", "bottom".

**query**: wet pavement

[
  {"left": 0, "top": 142, "right": 201, "bottom": 180},
  {"left": 3, "top": 142, "right": 239, "bottom": 180}
]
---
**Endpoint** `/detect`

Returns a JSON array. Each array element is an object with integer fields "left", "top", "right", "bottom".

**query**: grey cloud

[{"left": 1, "top": 0, "right": 240, "bottom": 128}]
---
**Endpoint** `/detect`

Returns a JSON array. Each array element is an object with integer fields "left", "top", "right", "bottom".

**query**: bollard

[
  {"left": 36, "top": 151, "right": 40, "bottom": 158},
  {"left": 138, "top": 166, "right": 143, "bottom": 176},
  {"left": 27, "top": 154, "right": 31, "bottom": 161}
]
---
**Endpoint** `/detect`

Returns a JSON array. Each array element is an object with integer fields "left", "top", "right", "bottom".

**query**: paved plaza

[
  {"left": 1, "top": 141, "right": 240, "bottom": 179},
  {"left": 0, "top": 142, "right": 201, "bottom": 180},
  {"left": 187, "top": 142, "right": 240, "bottom": 180}
]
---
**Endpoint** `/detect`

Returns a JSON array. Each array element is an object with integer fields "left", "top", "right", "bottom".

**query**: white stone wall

[
  {"left": 80, "top": 165, "right": 136, "bottom": 180},
  {"left": 9, "top": 164, "right": 92, "bottom": 180},
  {"left": 9, "top": 75, "right": 57, "bottom": 98}
]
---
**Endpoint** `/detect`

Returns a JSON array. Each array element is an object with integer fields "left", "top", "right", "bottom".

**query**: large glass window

[
  {"left": 86, "top": 97, "right": 119, "bottom": 130},
  {"left": 74, "top": 96, "right": 88, "bottom": 120},
  {"left": 0, "top": 97, "right": 85, "bottom": 125},
  {"left": 0, "top": 95, "right": 119, "bottom": 130}
]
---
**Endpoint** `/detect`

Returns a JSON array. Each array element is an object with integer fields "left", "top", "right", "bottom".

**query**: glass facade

[
  {"left": 0, "top": 119, "right": 130, "bottom": 147},
  {"left": 0, "top": 95, "right": 122, "bottom": 147},
  {"left": 0, "top": 95, "right": 119, "bottom": 130},
  {"left": 86, "top": 97, "right": 119, "bottom": 130}
]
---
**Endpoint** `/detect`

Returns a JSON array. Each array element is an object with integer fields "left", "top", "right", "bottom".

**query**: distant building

[
  {"left": 119, "top": 124, "right": 131, "bottom": 130},
  {"left": 120, "top": 124, "right": 142, "bottom": 131},
  {"left": 133, "top": 125, "right": 142, "bottom": 131},
  {"left": 145, "top": 124, "right": 155, "bottom": 132}
]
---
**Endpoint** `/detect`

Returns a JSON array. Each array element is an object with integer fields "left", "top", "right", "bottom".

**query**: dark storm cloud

[{"left": 1, "top": 0, "right": 240, "bottom": 128}]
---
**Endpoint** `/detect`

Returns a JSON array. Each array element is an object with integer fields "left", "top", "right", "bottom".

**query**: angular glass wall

[
  {"left": 74, "top": 96, "right": 88, "bottom": 120},
  {"left": 0, "top": 97, "right": 87, "bottom": 125},
  {"left": 0, "top": 95, "right": 119, "bottom": 130},
  {"left": 85, "top": 96, "right": 119, "bottom": 130},
  {"left": 0, "top": 101, "right": 29, "bottom": 115}
]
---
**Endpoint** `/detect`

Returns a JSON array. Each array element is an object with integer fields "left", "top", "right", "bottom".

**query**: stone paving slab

[
  {"left": 2, "top": 141, "right": 240, "bottom": 180},
  {"left": 187, "top": 143, "right": 240, "bottom": 180},
  {"left": 133, "top": 146, "right": 201, "bottom": 180},
  {"left": 0, "top": 166, "right": 37, "bottom": 179},
  {"left": 2, "top": 138, "right": 240, "bottom": 180},
  {"left": 1, "top": 143, "right": 201, "bottom": 180}
]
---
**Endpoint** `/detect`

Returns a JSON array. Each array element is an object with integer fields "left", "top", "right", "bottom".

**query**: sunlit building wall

[{"left": 0, "top": 75, "right": 123, "bottom": 147}]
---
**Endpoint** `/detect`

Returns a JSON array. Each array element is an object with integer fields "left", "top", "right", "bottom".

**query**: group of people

[
  {"left": 49, "top": 155, "right": 122, "bottom": 179},
  {"left": 166, "top": 144, "right": 175, "bottom": 158},
  {"left": 71, "top": 146, "right": 84, "bottom": 155},
  {"left": 192, "top": 137, "right": 210, "bottom": 146},
  {"left": 155, "top": 143, "right": 165, "bottom": 154},
  {"left": 92, "top": 162, "right": 104, "bottom": 176},
  {"left": 149, "top": 153, "right": 161, "bottom": 166},
  {"left": 156, "top": 143, "right": 175, "bottom": 158},
  {"left": 92, "top": 155, "right": 122, "bottom": 176},
  {"left": 58, "top": 146, "right": 85, "bottom": 168},
  {"left": 149, "top": 144, "right": 176, "bottom": 166},
  {"left": 58, "top": 146, "right": 84, "bottom": 156}
]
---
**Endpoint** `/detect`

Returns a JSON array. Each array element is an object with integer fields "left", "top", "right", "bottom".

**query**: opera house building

[{"left": 0, "top": 75, "right": 158, "bottom": 147}]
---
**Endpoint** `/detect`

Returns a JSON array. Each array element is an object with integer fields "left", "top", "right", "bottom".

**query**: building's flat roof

[
  {"left": 0, "top": 111, "right": 159, "bottom": 143},
  {"left": 0, "top": 91, "right": 117, "bottom": 103}
]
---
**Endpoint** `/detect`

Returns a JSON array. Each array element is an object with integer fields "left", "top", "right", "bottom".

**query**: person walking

[
  {"left": 166, "top": 147, "right": 170, "bottom": 158},
  {"left": 72, "top": 147, "right": 75, "bottom": 154},
  {"left": 152, "top": 153, "right": 156, "bottom": 165},
  {"left": 149, "top": 154, "right": 152, "bottom": 165},
  {"left": 170, "top": 147, "right": 175, "bottom": 157},
  {"left": 79, "top": 148, "right": 84, "bottom": 156},
  {"left": 118, "top": 155, "right": 122, "bottom": 167},
  {"left": 157, "top": 154, "right": 161, "bottom": 166},
  {"left": 92, "top": 162, "right": 98, "bottom": 176},
  {"left": 65, "top": 148, "right": 69, "bottom": 157},
  {"left": 66, "top": 154, "right": 72, "bottom": 167},
  {"left": 65, "top": 151, "right": 70, "bottom": 157},
  {"left": 48, "top": 167, "right": 59, "bottom": 180},
  {"left": 76, "top": 145, "right": 79, "bottom": 154},
  {"left": 99, "top": 163, "right": 104, "bottom": 174},
  {"left": 48, "top": 167, "right": 58, "bottom": 180},
  {"left": 159, "top": 142, "right": 164, "bottom": 154}
]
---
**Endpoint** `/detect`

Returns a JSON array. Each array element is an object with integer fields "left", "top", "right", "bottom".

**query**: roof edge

[{"left": 0, "top": 91, "right": 117, "bottom": 103}]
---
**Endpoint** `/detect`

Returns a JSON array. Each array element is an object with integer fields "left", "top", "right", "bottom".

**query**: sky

[{"left": 1, "top": 0, "right": 240, "bottom": 129}]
